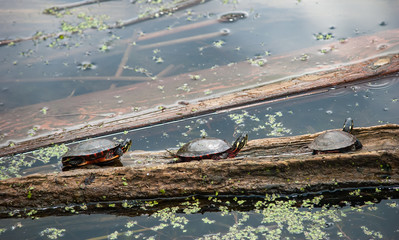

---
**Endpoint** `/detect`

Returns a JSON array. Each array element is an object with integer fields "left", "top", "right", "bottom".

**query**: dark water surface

[
  {"left": 0, "top": 187, "right": 398, "bottom": 239},
  {"left": 1, "top": 0, "right": 398, "bottom": 109}
]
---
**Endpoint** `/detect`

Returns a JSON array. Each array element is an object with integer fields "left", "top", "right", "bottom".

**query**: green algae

[
  {"left": 0, "top": 144, "right": 68, "bottom": 180},
  {"left": 1, "top": 189, "right": 398, "bottom": 240},
  {"left": 229, "top": 110, "right": 291, "bottom": 136}
]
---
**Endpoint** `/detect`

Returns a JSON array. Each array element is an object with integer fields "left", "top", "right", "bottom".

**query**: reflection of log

[{"left": 0, "top": 124, "right": 398, "bottom": 210}]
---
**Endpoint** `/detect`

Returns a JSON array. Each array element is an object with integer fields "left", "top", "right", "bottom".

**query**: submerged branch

[
  {"left": 111, "top": 0, "right": 211, "bottom": 29},
  {"left": 43, "top": 0, "right": 115, "bottom": 14},
  {"left": 1, "top": 0, "right": 209, "bottom": 47}
]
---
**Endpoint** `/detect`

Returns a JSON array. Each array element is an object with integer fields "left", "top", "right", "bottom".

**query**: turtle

[
  {"left": 172, "top": 134, "right": 248, "bottom": 162},
  {"left": 62, "top": 138, "right": 132, "bottom": 168},
  {"left": 309, "top": 118, "right": 362, "bottom": 154}
]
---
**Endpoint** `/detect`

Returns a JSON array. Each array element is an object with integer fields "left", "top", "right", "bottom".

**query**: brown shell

[
  {"left": 176, "top": 138, "right": 231, "bottom": 158},
  {"left": 309, "top": 130, "right": 357, "bottom": 151},
  {"left": 63, "top": 139, "right": 118, "bottom": 158}
]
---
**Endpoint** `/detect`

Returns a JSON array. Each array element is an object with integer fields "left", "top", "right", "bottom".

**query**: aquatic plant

[
  {"left": 39, "top": 228, "right": 66, "bottom": 239},
  {"left": 228, "top": 110, "right": 291, "bottom": 136},
  {"left": 0, "top": 144, "right": 68, "bottom": 180},
  {"left": 2, "top": 190, "right": 397, "bottom": 240}
]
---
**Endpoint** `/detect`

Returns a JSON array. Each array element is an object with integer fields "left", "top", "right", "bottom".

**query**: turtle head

[
  {"left": 230, "top": 134, "right": 248, "bottom": 155},
  {"left": 342, "top": 118, "right": 354, "bottom": 133},
  {"left": 121, "top": 138, "right": 132, "bottom": 153}
]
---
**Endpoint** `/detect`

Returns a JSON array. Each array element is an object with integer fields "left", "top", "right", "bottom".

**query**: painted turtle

[
  {"left": 62, "top": 138, "right": 132, "bottom": 167},
  {"left": 309, "top": 118, "right": 362, "bottom": 154},
  {"left": 173, "top": 134, "right": 248, "bottom": 162}
]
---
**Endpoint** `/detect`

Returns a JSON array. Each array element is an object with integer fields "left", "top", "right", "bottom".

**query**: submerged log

[
  {"left": 2, "top": 31, "right": 399, "bottom": 157},
  {"left": 0, "top": 124, "right": 398, "bottom": 211}
]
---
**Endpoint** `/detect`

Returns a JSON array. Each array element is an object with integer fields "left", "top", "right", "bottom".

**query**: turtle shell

[
  {"left": 309, "top": 130, "right": 357, "bottom": 152},
  {"left": 62, "top": 139, "right": 123, "bottom": 167},
  {"left": 63, "top": 139, "right": 119, "bottom": 158},
  {"left": 176, "top": 137, "right": 231, "bottom": 158}
]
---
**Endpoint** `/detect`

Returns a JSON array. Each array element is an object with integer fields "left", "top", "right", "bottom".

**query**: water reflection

[{"left": 0, "top": 187, "right": 398, "bottom": 239}]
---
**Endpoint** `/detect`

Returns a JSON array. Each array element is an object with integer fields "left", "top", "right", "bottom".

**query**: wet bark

[{"left": 0, "top": 124, "right": 398, "bottom": 211}]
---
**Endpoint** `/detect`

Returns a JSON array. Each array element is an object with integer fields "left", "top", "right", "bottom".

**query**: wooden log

[{"left": 0, "top": 124, "right": 398, "bottom": 211}]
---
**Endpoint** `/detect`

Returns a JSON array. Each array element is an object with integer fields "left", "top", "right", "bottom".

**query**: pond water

[
  {"left": 1, "top": 0, "right": 399, "bottom": 239},
  {"left": 1, "top": 187, "right": 399, "bottom": 239},
  {"left": 0, "top": 0, "right": 399, "bottom": 146}
]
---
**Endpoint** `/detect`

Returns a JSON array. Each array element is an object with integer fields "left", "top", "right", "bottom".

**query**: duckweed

[
  {"left": 40, "top": 107, "right": 49, "bottom": 115},
  {"left": 213, "top": 40, "right": 225, "bottom": 48},
  {"left": 228, "top": 110, "right": 291, "bottom": 136},
  {"left": 39, "top": 228, "right": 66, "bottom": 239},
  {"left": 361, "top": 226, "right": 383, "bottom": 239},
  {"left": 108, "top": 231, "right": 119, "bottom": 240},
  {"left": 0, "top": 144, "right": 68, "bottom": 180},
  {"left": 2, "top": 190, "right": 398, "bottom": 239}
]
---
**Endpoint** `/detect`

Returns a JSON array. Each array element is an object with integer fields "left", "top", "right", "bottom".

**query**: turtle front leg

[
  {"left": 354, "top": 139, "right": 363, "bottom": 150},
  {"left": 115, "top": 147, "right": 124, "bottom": 157}
]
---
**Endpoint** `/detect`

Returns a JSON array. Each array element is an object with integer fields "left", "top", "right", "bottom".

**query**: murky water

[
  {"left": 1, "top": 187, "right": 398, "bottom": 239},
  {"left": 1, "top": 0, "right": 399, "bottom": 109}
]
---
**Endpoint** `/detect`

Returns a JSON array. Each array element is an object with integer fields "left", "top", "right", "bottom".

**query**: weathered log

[{"left": 0, "top": 124, "right": 398, "bottom": 211}]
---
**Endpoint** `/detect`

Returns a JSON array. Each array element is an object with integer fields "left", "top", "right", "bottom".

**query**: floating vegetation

[
  {"left": 204, "top": 89, "right": 213, "bottom": 95},
  {"left": 248, "top": 55, "right": 268, "bottom": 67},
  {"left": 0, "top": 144, "right": 68, "bottom": 180},
  {"left": 319, "top": 47, "right": 333, "bottom": 54},
  {"left": 189, "top": 74, "right": 201, "bottom": 80},
  {"left": 177, "top": 83, "right": 192, "bottom": 93},
  {"left": 313, "top": 32, "right": 334, "bottom": 40},
  {"left": 1, "top": 187, "right": 398, "bottom": 239},
  {"left": 77, "top": 61, "right": 96, "bottom": 70},
  {"left": 213, "top": 40, "right": 225, "bottom": 48},
  {"left": 27, "top": 126, "right": 40, "bottom": 137},
  {"left": 152, "top": 56, "right": 164, "bottom": 63},
  {"left": 63, "top": 13, "right": 110, "bottom": 33},
  {"left": 292, "top": 53, "right": 310, "bottom": 61},
  {"left": 361, "top": 226, "right": 383, "bottom": 239},
  {"left": 229, "top": 110, "right": 291, "bottom": 136},
  {"left": 40, "top": 107, "right": 49, "bottom": 115},
  {"left": 9, "top": 191, "right": 387, "bottom": 240},
  {"left": 39, "top": 228, "right": 66, "bottom": 239}
]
